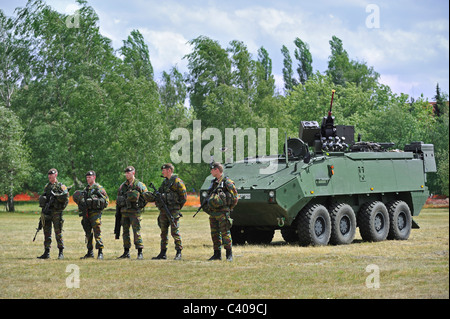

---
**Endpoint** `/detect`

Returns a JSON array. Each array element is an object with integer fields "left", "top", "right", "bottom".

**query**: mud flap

[{"left": 412, "top": 218, "right": 420, "bottom": 229}]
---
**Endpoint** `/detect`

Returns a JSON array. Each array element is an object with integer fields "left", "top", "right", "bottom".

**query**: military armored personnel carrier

[{"left": 199, "top": 91, "right": 437, "bottom": 246}]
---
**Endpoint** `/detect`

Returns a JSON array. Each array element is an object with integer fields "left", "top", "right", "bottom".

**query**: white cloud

[{"left": 139, "top": 29, "right": 190, "bottom": 74}]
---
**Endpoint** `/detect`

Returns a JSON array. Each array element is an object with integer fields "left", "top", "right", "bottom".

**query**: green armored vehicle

[{"left": 199, "top": 91, "right": 437, "bottom": 246}]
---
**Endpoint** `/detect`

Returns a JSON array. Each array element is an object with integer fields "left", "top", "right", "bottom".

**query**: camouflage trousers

[
  {"left": 121, "top": 212, "right": 143, "bottom": 249},
  {"left": 157, "top": 211, "right": 182, "bottom": 251},
  {"left": 81, "top": 212, "right": 104, "bottom": 250},
  {"left": 42, "top": 211, "right": 64, "bottom": 249},
  {"left": 209, "top": 212, "right": 232, "bottom": 250}
]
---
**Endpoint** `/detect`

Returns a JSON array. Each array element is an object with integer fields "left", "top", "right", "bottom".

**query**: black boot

[
  {"left": 97, "top": 249, "right": 103, "bottom": 260},
  {"left": 174, "top": 249, "right": 182, "bottom": 260},
  {"left": 117, "top": 248, "right": 130, "bottom": 259},
  {"left": 37, "top": 248, "right": 50, "bottom": 259},
  {"left": 57, "top": 248, "right": 64, "bottom": 260},
  {"left": 80, "top": 249, "right": 94, "bottom": 259},
  {"left": 226, "top": 248, "right": 233, "bottom": 261},
  {"left": 152, "top": 249, "right": 167, "bottom": 260},
  {"left": 137, "top": 248, "right": 143, "bottom": 260},
  {"left": 208, "top": 250, "right": 221, "bottom": 261}
]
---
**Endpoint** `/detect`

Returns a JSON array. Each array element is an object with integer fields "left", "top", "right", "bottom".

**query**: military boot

[
  {"left": 152, "top": 249, "right": 167, "bottom": 260},
  {"left": 80, "top": 249, "right": 94, "bottom": 259},
  {"left": 137, "top": 248, "right": 143, "bottom": 260},
  {"left": 57, "top": 248, "right": 64, "bottom": 260},
  {"left": 117, "top": 248, "right": 130, "bottom": 259},
  {"left": 37, "top": 248, "right": 50, "bottom": 259},
  {"left": 208, "top": 250, "right": 221, "bottom": 261},
  {"left": 226, "top": 248, "right": 233, "bottom": 262},
  {"left": 97, "top": 249, "right": 103, "bottom": 260},
  {"left": 174, "top": 249, "right": 182, "bottom": 260}
]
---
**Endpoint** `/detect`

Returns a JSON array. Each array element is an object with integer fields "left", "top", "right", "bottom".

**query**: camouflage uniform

[
  {"left": 79, "top": 182, "right": 109, "bottom": 253},
  {"left": 206, "top": 174, "right": 238, "bottom": 259},
  {"left": 39, "top": 179, "right": 69, "bottom": 256},
  {"left": 153, "top": 174, "right": 187, "bottom": 256},
  {"left": 117, "top": 178, "right": 148, "bottom": 250}
]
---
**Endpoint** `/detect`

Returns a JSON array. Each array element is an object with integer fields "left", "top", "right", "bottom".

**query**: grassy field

[{"left": 0, "top": 203, "right": 448, "bottom": 299}]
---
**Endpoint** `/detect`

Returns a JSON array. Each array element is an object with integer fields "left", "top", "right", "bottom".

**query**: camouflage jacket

[
  {"left": 117, "top": 178, "right": 148, "bottom": 213},
  {"left": 42, "top": 181, "right": 69, "bottom": 212},
  {"left": 207, "top": 175, "right": 238, "bottom": 215},
  {"left": 156, "top": 175, "right": 187, "bottom": 212},
  {"left": 82, "top": 182, "right": 109, "bottom": 214}
]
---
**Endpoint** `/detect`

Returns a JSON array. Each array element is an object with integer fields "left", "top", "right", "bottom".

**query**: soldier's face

[
  {"left": 48, "top": 173, "right": 57, "bottom": 184},
  {"left": 210, "top": 168, "right": 221, "bottom": 179},
  {"left": 161, "top": 168, "right": 172, "bottom": 178},
  {"left": 86, "top": 175, "right": 95, "bottom": 185},
  {"left": 125, "top": 170, "right": 135, "bottom": 181}
]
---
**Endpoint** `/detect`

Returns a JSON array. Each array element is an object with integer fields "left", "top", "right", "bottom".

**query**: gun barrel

[{"left": 328, "top": 89, "right": 336, "bottom": 116}]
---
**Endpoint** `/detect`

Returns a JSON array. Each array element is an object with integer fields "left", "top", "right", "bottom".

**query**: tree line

[{"left": 1, "top": 0, "right": 448, "bottom": 211}]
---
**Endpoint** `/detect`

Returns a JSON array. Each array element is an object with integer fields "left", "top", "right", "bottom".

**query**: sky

[{"left": 1, "top": 0, "right": 449, "bottom": 101}]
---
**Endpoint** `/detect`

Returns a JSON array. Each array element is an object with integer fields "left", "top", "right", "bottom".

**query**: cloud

[{"left": 139, "top": 29, "right": 190, "bottom": 74}]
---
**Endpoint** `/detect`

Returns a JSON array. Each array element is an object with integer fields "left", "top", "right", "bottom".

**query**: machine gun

[
  {"left": 149, "top": 182, "right": 176, "bottom": 227},
  {"left": 32, "top": 192, "right": 55, "bottom": 242}
]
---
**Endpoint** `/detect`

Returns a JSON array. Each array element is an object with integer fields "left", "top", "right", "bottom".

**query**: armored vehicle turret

[{"left": 199, "top": 91, "right": 437, "bottom": 246}]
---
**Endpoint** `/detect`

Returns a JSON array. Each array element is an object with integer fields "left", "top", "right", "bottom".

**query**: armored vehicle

[{"left": 199, "top": 91, "right": 436, "bottom": 246}]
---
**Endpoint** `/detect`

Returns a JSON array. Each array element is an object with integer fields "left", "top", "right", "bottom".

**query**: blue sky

[{"left": 2, "top": 0, "right": 449, "bottom": 101}]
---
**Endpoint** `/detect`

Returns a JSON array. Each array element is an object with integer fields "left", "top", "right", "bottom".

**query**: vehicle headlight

[
  {"left": 201, "top": 191, "right": 208, "bottom": 198},
  {"left": 268, "top": 191, "right": 275, "bottom": 198}
]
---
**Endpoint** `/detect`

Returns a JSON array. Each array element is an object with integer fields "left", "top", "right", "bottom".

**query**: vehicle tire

[
  {"left": 329, "top": 203, "right": 356, "bottom": 245},
  {"left": 230, "top": 225, "right": 246, "bottom": 245},
  {"left": 358, "top": 201, "right": 390, "bottom": 242},
  {"left": 246, "top": 227, "right": 274, "bottom": 245},
  {"left": 386, "top": 200, "right": 412, "bottom": 240},
  {"left": 297, "top": 204, "right": 331, "bottom": 246}
]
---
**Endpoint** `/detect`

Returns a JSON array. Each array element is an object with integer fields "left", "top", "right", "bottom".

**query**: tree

[
  {"left": 294, "top": 37, "right": 313, "bottom": 85},
  {"left": 0, "top": 106, "right": 31, "bottom": 211},
  {"left": 185, "top": 35, "right": 232, "bottom": 118},
  {"left": 433, "top": 83, "right": 447, "bottom": 117},
  {"left": 326, "top": 35, "right": 350, "bottom": 87},
  {"left": 281, "top": 45, "right": 297, "bottom": 92},
  {"left": 119, "top": 29, "right": 154, "bottom": 80}
]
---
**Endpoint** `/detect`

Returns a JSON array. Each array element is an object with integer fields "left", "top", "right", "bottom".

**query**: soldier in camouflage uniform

[
  {"left": 37, "top": 169, "right": 69, "bottom": 259},
  {"left": 116, "top": 166, "right": 149, "bottom": 260},
  {"left": 204, "top": 162, "right": 238, "bottom": 261},
  {"left": 73, "top": 171, "right": 109, "bottom": 260},
  {"left": 150, "top": 163, "right": 187, "bottom": 260}
]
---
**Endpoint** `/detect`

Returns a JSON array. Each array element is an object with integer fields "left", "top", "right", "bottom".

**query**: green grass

[{"left": 0, "top": 204, "right": 448, "bottom": 299}]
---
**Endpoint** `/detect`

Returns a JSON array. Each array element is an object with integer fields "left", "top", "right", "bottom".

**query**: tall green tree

[
  {"left": 281, "top": 45, "right": 297, "bottom": 92},
  {"left": 119, "top": 29, "right": 154, "bottom": 80},
  {"left": 13, "top": 0, "right": 119, "bottom": 190},
  {"left": 294, "top": 37, "right": 313, "bottom": 85},
  {"left": 0, "top": 107, "right": 32, "bottom": 211},
  {"left": 326, "top": 35, "right": 350, "bottom": 87}
]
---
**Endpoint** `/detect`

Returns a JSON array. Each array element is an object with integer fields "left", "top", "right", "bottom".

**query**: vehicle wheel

[
  {"left": 386, "top": 200, "right": 412, "bottom": 240},
  {"left": 297, "top": 204, "right": 331, "bottom": 246},
  {"left": 230, "top": 225, "right": 246, "bottom": 245},
  {"left": 358, "top": 201, "right": 390, "bottom": 242},
  {"left": 281, "top": 226, "right": 298, "bottom": 243},
  {"left": 329, "top": 203, "right": 356, "bottom": 245},
  {"left": 246, "top": 227, "right": 274, "bottom": 245}
]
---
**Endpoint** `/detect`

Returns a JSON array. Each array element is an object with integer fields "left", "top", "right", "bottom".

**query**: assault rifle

[
  {"left": 32, "top": 192, "right": 55, "bottom": 242},
  {"left": 193, "top": 178, "right": 223, "bottom": 218},
  {"left": 149, "top": 182, "right": 176, "bottom": 227}
]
